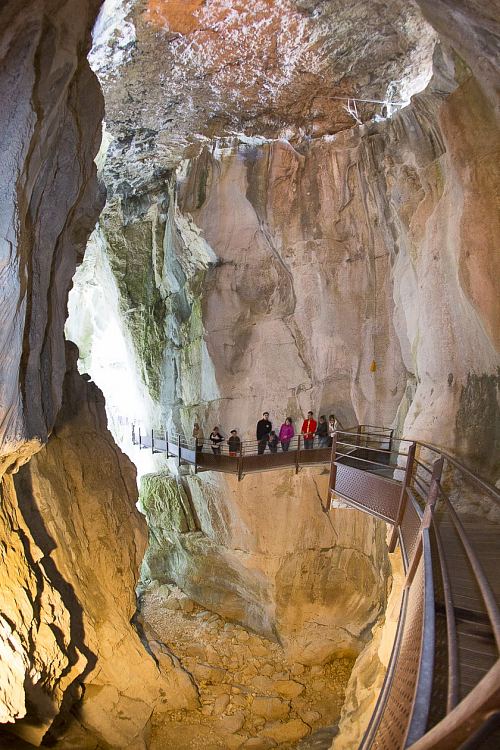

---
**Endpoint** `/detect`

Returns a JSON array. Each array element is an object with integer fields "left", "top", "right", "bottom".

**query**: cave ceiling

[{"left": 92, "top": 0, "right": 437, "bottom": 188}]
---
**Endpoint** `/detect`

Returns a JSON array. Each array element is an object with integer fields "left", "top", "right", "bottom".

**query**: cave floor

[{"left": 141, "top": 584, "right": 355, "bottom": 750}]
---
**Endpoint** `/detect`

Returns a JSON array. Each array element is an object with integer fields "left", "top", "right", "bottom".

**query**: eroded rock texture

[
  {"left": 1, "top": 344, "right": 198, "bottom": 747},
  {"left": 66, "top": 8, "right": 499, "bottom": 743},
  {"left": 77, "top": 40, "right": 499, "bottom": 473},
  {"left": 0, "top": 2, "right": 198, "bottom": 747},
  {"left": 0, "top": 0, "right": 104, "bottom": 474},
  {"left": 65, "top": 14, "right": 500, "bottom": 734},
  {"left": 1, "top": 0, "right": 499, "bottom": 747},
  {"left": 141, "top": 469, "right": 390, "bottom": 663},
  {"left": 93, "top": 0, "right": 437, "bottom": 173}
]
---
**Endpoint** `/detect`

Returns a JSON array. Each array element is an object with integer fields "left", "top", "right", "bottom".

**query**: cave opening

[{"left": 1, "top": 1, "right": 499, "bottom": 750}]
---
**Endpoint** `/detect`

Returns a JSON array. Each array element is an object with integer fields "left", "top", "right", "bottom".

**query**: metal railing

[
  {"left": 131, "top": 424, "right": 394, "bottom": 481},
  {"left": 132, "top": 420, "right": 499, "bottom": 746},
  {"left": 328, "top": 434, "right": 500, "bottom": 749}
]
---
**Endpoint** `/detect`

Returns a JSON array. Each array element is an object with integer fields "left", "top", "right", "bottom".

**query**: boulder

[
  {"left": 216, "top": 711, "right": 246, "bottom": 734},
  {"left": 272, "top": 680, "right": 305, "bottom": 699},
  {"left": 261, "top": 718, "right": 310, "bottom": 744},
  {"left": 251, "top": 696, "right": 290, "bottom": 721}
]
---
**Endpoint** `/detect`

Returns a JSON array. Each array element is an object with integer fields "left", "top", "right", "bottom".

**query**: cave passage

[{"left": 1, "top": 1, "right": 499, "bottom": 749}]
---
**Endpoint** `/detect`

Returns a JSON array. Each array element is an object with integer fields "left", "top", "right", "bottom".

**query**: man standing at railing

[
  {"left": 256, "top": 411, "right": 272, "bottom": 454},
  {"left": 210, "top": 427, "right": 224, "bottom": 454},
  {"left": 301, "top": 411, "right": 317, "bottom": 449},
  {"left": 316, "top": 415, "right": 329, "bottom": 447},
  {"left": 228, "top": 429, "right": 241, "bottom": 456},
  {"left": 192, "top": 422, "right": 204, "bottom": 452}
]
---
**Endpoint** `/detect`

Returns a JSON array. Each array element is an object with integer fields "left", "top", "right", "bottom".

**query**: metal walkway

[
  {"left": 134, "top": 424, "right": 500, "bottom": 748},
  {"left": 133, "top": 424, "right": 393, "bottom": 481},
  {"left": 328, "top": 431, "right": 500, "bottom": 750}
]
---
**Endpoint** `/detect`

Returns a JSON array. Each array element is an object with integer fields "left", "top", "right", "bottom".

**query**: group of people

[{"left": 192, "top": 412, "right": 341, "bottom": 456}]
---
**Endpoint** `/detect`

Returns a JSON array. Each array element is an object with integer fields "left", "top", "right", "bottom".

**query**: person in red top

[{"left": 301, "top": 411, "right": 317, "bottom": 449}]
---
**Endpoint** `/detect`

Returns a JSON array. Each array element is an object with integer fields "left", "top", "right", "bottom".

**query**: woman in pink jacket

[{"left": 279, "top": 417, "right": 294, "bottom": 452}]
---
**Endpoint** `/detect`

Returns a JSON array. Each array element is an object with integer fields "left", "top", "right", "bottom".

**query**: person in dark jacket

[
  {"left": 227, "top": 430, "right": 241, "bottom": 456},
  {"left": 210, "top": 427, "right": 224, "bottom": 454},
  {"left": 268, "top": 430, "right": 279, "bottom": 453},
  {"left": 316, "top": 415, "right": 329, "bottom": 447},
  {"left": 256, "top": 411, "right": 272, "bottom": 454}
]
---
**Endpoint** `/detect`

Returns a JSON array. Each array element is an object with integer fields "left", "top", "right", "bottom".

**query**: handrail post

[
  {"left": 131, "top": 423, "right": 136, "bottom": 445},
  {"left": 389, "top": 441, "right": 416, "bottom": 552},
  {"left": 151, "top": 428, "right": 154, "bottom": 454},
  {"left": 194, "top": 434, "right": 198, "bottom": 474},
  {"left": 405, "top": 456, "right": 444, "bottom": 586},
  {"left": 138, "top": 426, "right": 142, "bottom": 449},
  {"left": 356, "top": 425, "right": 362, "bottom": 447},
  {"left": 427, "top": 457, "right": 444, "bottom": 509},
  {"left": 238, "top": 441, "right": 243, "bottom": 482},
  {"left": 327, "top": 431, "right": 338, "bottom": 509},
  {"left": 165, "top": 429, "right": 169, "bottom": 457},
  {"left": 388, "top": 428, "right": 394, "bottom": 453},
  {"left": 295, "top": 435, "right": 301, "bottom": 473},
  {"left": 178, "top": 434, "right": 182, "bottom": 468}
]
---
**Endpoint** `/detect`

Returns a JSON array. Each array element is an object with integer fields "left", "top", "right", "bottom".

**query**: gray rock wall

[
  {"left": 0, "top": 0, "right": 104, "bottom": 474},
  {"left": 83, "top": 46, "right": 499, "bottom": 474},
  {"left": 0, "top": 3, "right": 197, "bottom": 747}
]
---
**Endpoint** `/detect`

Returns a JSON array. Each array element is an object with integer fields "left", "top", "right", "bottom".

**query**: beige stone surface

[
  {"left": 273, "top": 681, "right": 305, "bottom": 699},
  {"left": 242, "top": 739, "right": 277, "bottom": 750},
  {"left": 76, "top": 41, "right": 499, "bottom": 482},
  {"left": 142, "top": 467, "right": 390, "bottom": 660},
  {"left": 1, "top": 346, "right": 198, "bottom": 747},
  {"left": 1, "top": 1, "right": 499, "bottom": 748},
  {"left": 330, "top": 548, "right": 405, "bottom": 750},
  {"left": 96, "top": 0, "right": 436, "bottom": 176},
  {"left": 260, "top": 717, "right": 310, "bottom": 744},
  {"left": 141, "top": 584, "right": 354, "bottom": 749},
  {"left": 252, "top": 697, "right": 290, "bottom": 721},
  {"left": 0, "top": 0, "right": 104, "bottom": 473}
]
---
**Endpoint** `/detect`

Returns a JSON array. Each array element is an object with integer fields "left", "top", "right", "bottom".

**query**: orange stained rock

[
  {"left": 143, "top": 0, "right": 308, "bottom": 115},
  {"left": 145, "top": 0, "right": 215, "bottom": 34},
  {"left": 144, "top": 0, "right": 305, "bottom": 50}
]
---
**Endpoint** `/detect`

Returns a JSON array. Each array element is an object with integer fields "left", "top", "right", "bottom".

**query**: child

[{"left": 227, "top": 429, "right": 241, "bottom": 456}]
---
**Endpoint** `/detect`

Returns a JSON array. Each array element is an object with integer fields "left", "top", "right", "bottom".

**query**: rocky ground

[{"left": 141, "top": 584, "right": 355, "bottom": 750}]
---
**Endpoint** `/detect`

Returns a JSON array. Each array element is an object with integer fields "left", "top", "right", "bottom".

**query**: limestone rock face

[
  {"left": 1, "top": 345, "right": 198, "bottom": 746},
  {"left": 67, "top": 19, "right": 500, "bottom": 699},
  {"left": 415, "top": 0, "right": 500, "bottom": 104},
  {"left": 331, "top": 549, "right": 405, "bottom": 750},
  {"left": 0, "top": 6, "right": 199, "bottom": 741},
  {"left": 95, "top": 0, "right": 437, "bottom": 173},
  {"left": 141, "top": 468, "right": 390, "bottom": 662},
  {"left": 76, "top": 43, "right": 499, "bottom": 476},
  {"left": 0, "top": 0, "right": 104, "bottom": 474}
]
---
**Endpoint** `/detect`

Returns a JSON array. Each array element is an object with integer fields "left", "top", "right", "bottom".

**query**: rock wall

[
  {"left": 65, "top": 38, "right": 499, "bottom": 717},
  {"left": 141, "top": 468, "right": 390, "bottom": 663},
  {"left": 1, "top": 1, "right": 498, "bottom": 747},
  {"left": 79, "top": 43, "right": 498, "bottom": 474},
  {"left": 0, "top": 3, "right": 197, "bottom": 747},
  {"left": 330, "top": 546, "right": 405, "bottom": 750},
  {"left": 1, "top": 344, "right": 197, "bottom": 747},
  {"left": 0, "top": 0, "right": 104, "bottom": 474}
]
